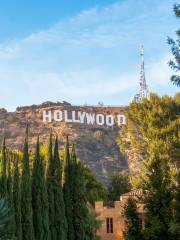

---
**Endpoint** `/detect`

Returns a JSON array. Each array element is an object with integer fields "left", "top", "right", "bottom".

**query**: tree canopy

[{"left": 168, "top": 4, "right": 180, "bottom": 87}]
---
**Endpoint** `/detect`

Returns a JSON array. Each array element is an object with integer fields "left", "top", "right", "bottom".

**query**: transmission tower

[{"left": 134, "top": 45, "right": 148, "bottom": 102}]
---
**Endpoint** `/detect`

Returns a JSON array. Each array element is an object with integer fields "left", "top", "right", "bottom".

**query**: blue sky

[{"left": 0, "top": 0, "right": 179, "bottom": 111}]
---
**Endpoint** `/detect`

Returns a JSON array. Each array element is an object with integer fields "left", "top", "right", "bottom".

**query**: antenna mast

[{"left": 134, "top": 45, "right": 148, "bottom": 102}]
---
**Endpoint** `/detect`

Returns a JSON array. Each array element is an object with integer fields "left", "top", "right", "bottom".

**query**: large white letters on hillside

[{"left": 43, "top": 110, "right": 126, "bottom": 126}]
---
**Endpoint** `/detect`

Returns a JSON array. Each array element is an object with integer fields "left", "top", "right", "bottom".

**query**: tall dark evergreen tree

[
  {"left": 169, "top": 171, "right": 180, "bottom": 239},
  {"left": 53, "top": 136, "right": 67, "bottom": 240},
  {"left": 6, "top": 151, "right": 15, "bottom": 239},
  {"left": 63, "top": 136, "right": 74, "bottom": 240},
  {"left": 0, "top": 198, "right": 11, "bottom": 239},
  {"left": 32, "top": 136, "right": 50, "bottom": 240},
  {"left": 71, "top": 145, "right": 98, "bottom": 240},
  {"left": 0, "top": 137, "right": 7, "bottom": 198},
  {"left": 71, "top": 145, "right": 87, "bottom": 239},
  {"left": 143, "top": 140, "right": 173, "bottom": 240},
  {"left": 168, "top": 4, "right": 180, "bottom": 87},
  {"left": 21, "top": 125, "right": 34, "bottom": 240},
  {"left": 47, "top": 133, "right": 56, "bottom": 240},
  {"left": 13, "top": 155, "right": 22, "bottom": 240},
  {"left": 124, "top": 198, "right": 143, "bottom": 240}
]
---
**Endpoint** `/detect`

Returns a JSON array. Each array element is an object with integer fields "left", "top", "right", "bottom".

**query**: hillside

[{"left": 0, "top": 101, "right": 128, "bottom": 184}]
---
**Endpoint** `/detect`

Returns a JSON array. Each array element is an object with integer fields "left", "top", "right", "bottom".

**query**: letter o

[
  {"left": 106, "top": 115, "right": 114, "bottom": 126},
  {"left": 96, "top": 114, "right": 105, "bottom": 126},
  {"left": 54, "top": 110, "right": 63, "bottom": 122}
]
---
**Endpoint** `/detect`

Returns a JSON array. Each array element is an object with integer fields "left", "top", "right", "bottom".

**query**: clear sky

[{"left": 0, "top": 0, "right": 179, "bottom": 111}]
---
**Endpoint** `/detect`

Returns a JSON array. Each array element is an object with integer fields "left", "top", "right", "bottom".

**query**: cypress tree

[
  {"left": 70, "top": 145, "right": 87, "bottom": 240},
  {"left": 124, "top": 198, "right": 143, "bottom": 240},
  {"left": 63, "top": 136, "right": 74, "bottom": 240},
  {"left": 53, "top": 135, "right": 67, "bottom": 240},
  {"left": 47, "top": 133, "right": 56, "bottom": 239},
  {"left": 0, "top": 198, "right": 11, "bottom": 239},
  {"left": 32, "top": 136, "right": 50, "bottom": 240},
  {"left": 6, "top": 151, "right": 15, "bottom": 238},
  {"left": 71, "top": 145, "right": 99, "bottom": 240},
  {"left": 71, "top": 145, "right": 88, "bottom": 240},
  {"left": 0, "top": 137, "right": 7, "bottom": 198},
  {"left": 13, "top": 155, "right": 22, "bottom": 240},
  {"left": 21, "top": 125, "right": 34, "bottom": 240}
]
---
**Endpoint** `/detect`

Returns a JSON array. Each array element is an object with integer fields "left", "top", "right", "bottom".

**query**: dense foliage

[
  {"left": 81, "top": 164, "right": 108, "bottom": 205},
  {"left": 124, "top": 198, "right": 143, "bottom": 240},
  {"left": 0, "top": 129, "right": 102, "bottom": 240},
  {"left": 119, "top": 93, "right": 180, "bottom": 174},
  {"left": 168, "top": 4, "right": 180, "bottom": 87},
  {"left": 20, "top": 126, "right": 34, "bottom": 240},
  {"left": 121, "top": 93, "right": 180, "bottom": 240},
  {"left": 32, "top": 136, "right": 50, "bottom": 240},
  {"left": 0, "top": 199, "right": 10, "bottom": 239},
  {"left": 107, "top": 172, "right": 131, "bottom": 202}
]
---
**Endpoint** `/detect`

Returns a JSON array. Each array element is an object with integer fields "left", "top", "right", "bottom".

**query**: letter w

[{"left": 86, "top": 113, "right": 95, "bottom": 125}]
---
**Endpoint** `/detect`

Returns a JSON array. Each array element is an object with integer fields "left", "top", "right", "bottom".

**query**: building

[{"left": 95, "top": 189, "right": 145, "bottom": 240}]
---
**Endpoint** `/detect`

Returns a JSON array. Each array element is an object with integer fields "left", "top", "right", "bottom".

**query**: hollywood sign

[{"left": 43, "top": 110, "right": 126, "bottom": 127}]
